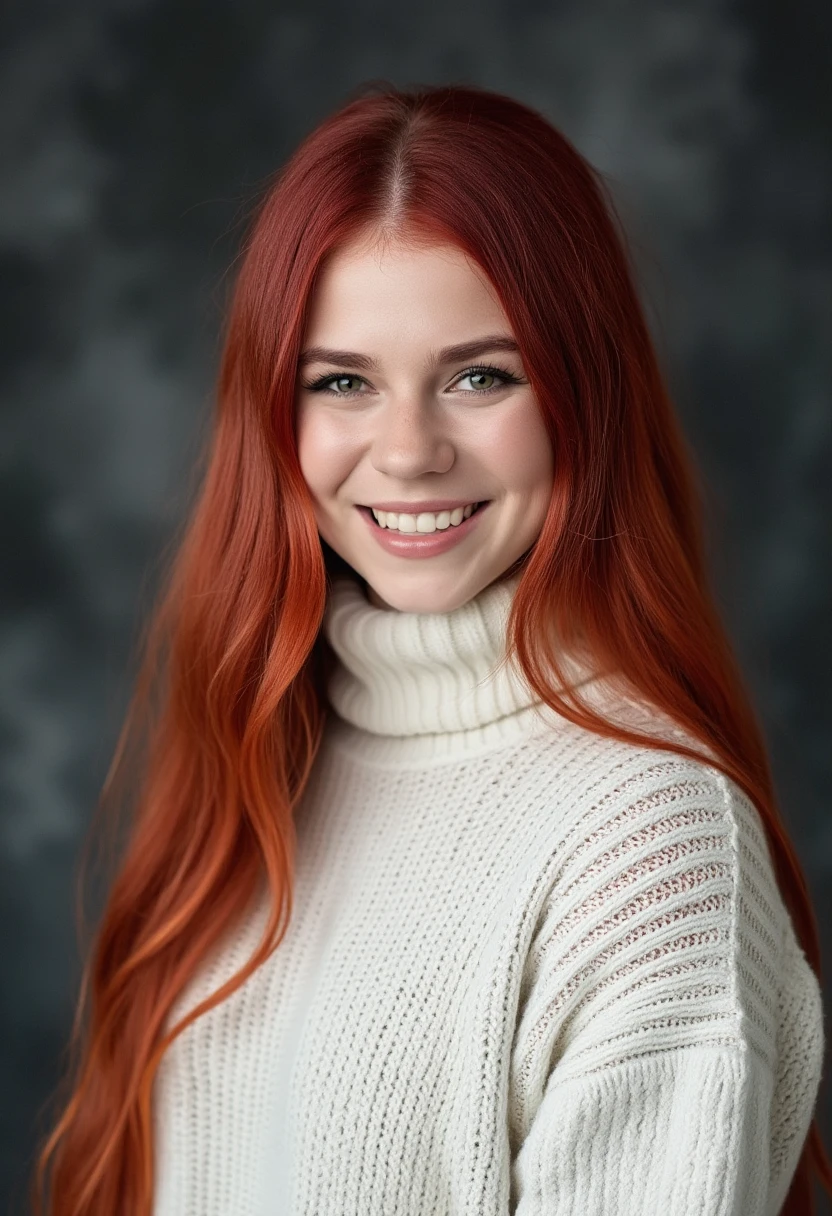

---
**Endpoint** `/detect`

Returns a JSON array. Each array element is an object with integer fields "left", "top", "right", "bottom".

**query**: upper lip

[{"left": 360, "top": 499, "right": 485, "bottom": 513}]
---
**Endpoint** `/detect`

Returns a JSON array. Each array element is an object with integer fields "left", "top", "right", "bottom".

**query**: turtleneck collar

[{"left": 321, "top": 570, "right": 598, "bottom": 752}]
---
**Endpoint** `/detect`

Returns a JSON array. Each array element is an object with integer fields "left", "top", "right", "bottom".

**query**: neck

[{"left": 320, "top": 570, "right": 596, "bottom": 753}]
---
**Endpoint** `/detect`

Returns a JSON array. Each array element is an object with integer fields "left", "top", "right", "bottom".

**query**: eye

[
  {"left": 301, "top": 362, "right": 522, "bottom": 398},
  {"left": 302, "top": 373, "right": 366, "bottom": 396},
  {"left": 453, "top": 364, "right": 521, "bottom": 394}
]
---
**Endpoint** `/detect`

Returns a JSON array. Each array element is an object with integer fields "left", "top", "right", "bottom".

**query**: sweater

[{"left": 151, "top": 569, "right": 825, "bottom": 1216}]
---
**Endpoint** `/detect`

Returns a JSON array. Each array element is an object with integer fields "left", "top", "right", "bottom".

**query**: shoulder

[
  {"left": 535, "top": 723, "right": 788, "bottom": 969},
  {"left": 524, "top": 691, "right": 780, "bottom": 914}
]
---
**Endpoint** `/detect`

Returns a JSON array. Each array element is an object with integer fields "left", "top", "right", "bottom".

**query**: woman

[{"left": 33, "top": 83, "right": 829, "bottom": 1215}]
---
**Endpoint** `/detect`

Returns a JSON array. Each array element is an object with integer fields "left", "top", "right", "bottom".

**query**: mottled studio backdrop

[{"left": 1, "top": 0, "right": 830, "bottom": 1211}]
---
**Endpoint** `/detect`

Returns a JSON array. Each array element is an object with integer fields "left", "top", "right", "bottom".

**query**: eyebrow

[{"left": 297, "top": 334, "right": 521, "bottom": 371}]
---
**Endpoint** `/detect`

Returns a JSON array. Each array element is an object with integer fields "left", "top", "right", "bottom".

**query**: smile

[
  {"left": 355, "top": 501, "right": 490, "bottom": 558},
  {"left": 371, "top": 502, "right": 481, "bottom": 533}
]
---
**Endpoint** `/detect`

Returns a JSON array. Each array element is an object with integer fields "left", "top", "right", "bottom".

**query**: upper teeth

[{"left": 371, "top": 503, "right": 478, "bottom": 532}]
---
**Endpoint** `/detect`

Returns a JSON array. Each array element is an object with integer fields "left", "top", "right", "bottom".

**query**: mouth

[{"left": 356, "top": 501, "right": 489, "bottom": 531}]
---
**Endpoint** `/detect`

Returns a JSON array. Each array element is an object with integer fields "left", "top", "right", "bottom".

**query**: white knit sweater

[{"left": 152, "top": 570, "right": 825, "bottom": 1216}]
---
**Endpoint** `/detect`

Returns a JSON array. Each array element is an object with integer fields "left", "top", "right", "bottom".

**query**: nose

[{"left": 369, "top": 395, "right": 455, "bottom": 480}]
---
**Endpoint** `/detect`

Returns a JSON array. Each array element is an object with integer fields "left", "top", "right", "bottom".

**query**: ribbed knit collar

[{"left": 321, "top": 570, "right": 595, "bottom": 745}]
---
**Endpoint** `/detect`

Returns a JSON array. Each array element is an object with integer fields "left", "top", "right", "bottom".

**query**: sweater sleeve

[{"left": 508, "top": 756, "right": 824, "bottom": 1216}]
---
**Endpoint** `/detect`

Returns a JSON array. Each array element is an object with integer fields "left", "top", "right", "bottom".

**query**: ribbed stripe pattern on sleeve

[
  {"left": 151, "top": 572, "right": 824, "bottom": 1216},
  {"left": 509, "top": 759, "right": 824, "bottom": 1215}
]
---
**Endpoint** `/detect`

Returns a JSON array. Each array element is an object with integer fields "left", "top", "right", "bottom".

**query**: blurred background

[{"left": 1, "top": 0, "right": 830, "bottom": 1211}]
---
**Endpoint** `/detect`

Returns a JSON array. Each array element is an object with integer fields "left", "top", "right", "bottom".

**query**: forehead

[{"left": 305, "top": 235, "right": 507, "bottom": 333}]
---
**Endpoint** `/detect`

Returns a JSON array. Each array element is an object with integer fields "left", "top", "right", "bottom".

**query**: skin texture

[{"left": 295, "top": 233, "right": 555, "bottom": 613}]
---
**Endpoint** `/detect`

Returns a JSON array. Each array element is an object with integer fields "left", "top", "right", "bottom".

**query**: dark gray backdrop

[{"left": 2, "top": 1, "right": 830, "bottom": 1212}]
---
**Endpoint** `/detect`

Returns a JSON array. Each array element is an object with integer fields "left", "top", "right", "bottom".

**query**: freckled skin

[{"left": 295, "top": 234, "right": 555, "bottom": 614}]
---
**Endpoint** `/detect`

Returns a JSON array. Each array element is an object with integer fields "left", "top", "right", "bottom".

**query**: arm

[
  {"left": 513, "top": 1042, "right": 771, "bottom": 1214},
  {"left": 509, "top": 757, "right": 823, "bottom": 1216}
]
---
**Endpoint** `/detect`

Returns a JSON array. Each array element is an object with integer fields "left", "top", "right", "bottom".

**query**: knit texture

[{"left": 152, "top": 571, "right": 825, "bottom": 1215}]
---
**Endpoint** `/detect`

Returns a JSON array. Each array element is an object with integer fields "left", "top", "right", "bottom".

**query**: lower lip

[{"left": 356, "top": 502, "right": 490, "bottom": 557}]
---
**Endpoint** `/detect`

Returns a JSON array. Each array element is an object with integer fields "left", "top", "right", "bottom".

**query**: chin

[{"left": 364, "top": 577, "right": 481, "bottom": 615}]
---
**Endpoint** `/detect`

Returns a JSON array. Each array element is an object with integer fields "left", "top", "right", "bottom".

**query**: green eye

[
  {"left": 455, "top": 365, "right": 521, "bottom": 393},
  {"left": 302, "top": 363, "right": 522, "bottom": 398},
  {"left": 304, "top": 373, "right": 366, "bottom": 396},
  {"left": 331, "top": 376, "right": 361, "bottom": 393},
  {"left": 463, "top": 371, "right": 497, "bottom": 390}
]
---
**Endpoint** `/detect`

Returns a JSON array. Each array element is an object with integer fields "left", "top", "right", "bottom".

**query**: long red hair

[{"left": 32, "top": 81, "right": 830, "bottom": 1214}]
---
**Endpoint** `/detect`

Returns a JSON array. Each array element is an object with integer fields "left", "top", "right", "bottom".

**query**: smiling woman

[
  {"left": 32, "top": 84, "right": 829, "bottom": 1216},
  {"left": 294, "top": 239, "right": 554, "bottom": 612}
]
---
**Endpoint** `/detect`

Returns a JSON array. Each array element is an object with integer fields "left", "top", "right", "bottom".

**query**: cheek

[
  {"left": 479, "top": 400, "right": 555, "bottom": 493},
  {"left": 296, "top": 410, "right": 357, "bottom": 500}
]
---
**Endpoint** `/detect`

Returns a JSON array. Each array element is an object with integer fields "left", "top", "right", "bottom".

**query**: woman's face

[{"left": 295, "top": 234, "right": 555, "bottom": 613}]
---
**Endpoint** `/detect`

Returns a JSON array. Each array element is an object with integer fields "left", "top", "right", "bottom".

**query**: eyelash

[{"left": 301, "top": 363, "right": 521, "bottom": 398}]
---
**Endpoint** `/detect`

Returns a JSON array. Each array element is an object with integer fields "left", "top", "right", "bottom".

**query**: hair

[{"left": 31, "top": 81, "right": 829, "bottom": 1215}]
